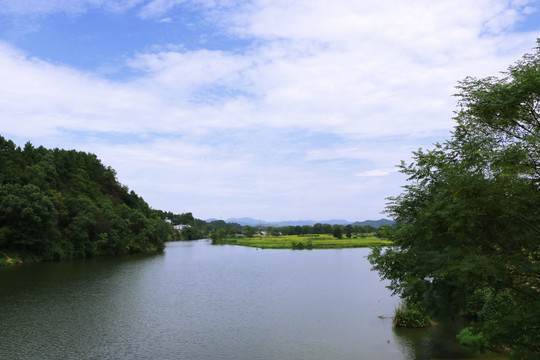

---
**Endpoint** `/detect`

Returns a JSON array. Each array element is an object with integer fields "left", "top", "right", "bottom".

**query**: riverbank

[
  {"left": 213, "top": 234, "right": 392, "bottom": 249},
  {"left": 0, "top": 253, "right": 23, "bottom": 266},
  {"left": 0, "top": 247, "right": 164, "bottom": 266}
]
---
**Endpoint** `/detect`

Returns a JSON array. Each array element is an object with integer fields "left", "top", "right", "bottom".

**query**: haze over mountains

[{"left": 206, "top": 217, "right": 394, "bottom": 228}]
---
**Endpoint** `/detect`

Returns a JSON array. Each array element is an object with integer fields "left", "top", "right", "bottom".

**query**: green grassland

[{"left": 214, "top": 234, "right": 392, "bottom": 249}]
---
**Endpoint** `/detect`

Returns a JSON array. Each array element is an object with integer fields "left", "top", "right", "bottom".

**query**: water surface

[{"left": 0, "top": 240, "right": 507, "bottom": 359}]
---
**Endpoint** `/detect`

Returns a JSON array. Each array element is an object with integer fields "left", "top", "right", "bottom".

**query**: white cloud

[
  {"left": 0, "top": 0, "right": 146, "bottom": 15},
  {"left": 0, "top": 42, "right": 175, "bottom": 137},
  {"left": 0, "top": 0, "right": 538, "bottom": 220},
  {"left": 138, "top": 0, "right": 187, "bottom": 19},
  {"left": 227, "top": 0, "right": 537, "bottom": 40},
  {"left": 355, "top": 169, "right": 398, "bottom": 178}
]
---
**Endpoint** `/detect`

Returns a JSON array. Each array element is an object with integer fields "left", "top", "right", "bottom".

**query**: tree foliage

[
  {"left": 0, "top": 138, "right": 176, "bottom": 262},
  {"left": 332, "top": 225, "right": 343, "bottom": 239},
  {"left": 369, "top": 42, "right": 540, "bottom": 357}
]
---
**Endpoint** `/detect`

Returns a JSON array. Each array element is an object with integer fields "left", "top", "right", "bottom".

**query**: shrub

[
  {"left": 393, "top": 300, "right": 431, "bottom": 328},
  {"left": 291, "top": 240, "right": 313, "bottom": 250}
]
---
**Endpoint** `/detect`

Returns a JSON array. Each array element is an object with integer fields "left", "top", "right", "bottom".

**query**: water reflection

[{"left": 393, "top": 321, "right": 509, "bottom": 360}]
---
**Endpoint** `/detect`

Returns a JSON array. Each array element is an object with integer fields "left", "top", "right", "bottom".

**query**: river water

[{"left": 0, "top": 240, "right": 507, "bottom": 360}]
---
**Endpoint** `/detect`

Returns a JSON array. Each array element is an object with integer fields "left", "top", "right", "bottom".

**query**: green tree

[
  {"left": 243, "top": 225, "right": 256, "bottom": 237},
  {"left": 268, "top": 226, "right": 282, "bottom": 236},
  {"left": 0, "top": 135, "right": 175, "bottom": 262},
  {"left": 210, "top": 227, "right": 227, "bottom": 243},
  {"left": 344, "top": 224, "right": 353, "bottom": 238},
  {"left": 368, "top": 42, "right": 540, "bottom": 357},
  {"left": 302, "top": 225, "right": 313, "bottom": 234},
  {"left": 376, "top": 224, "right": 393, "bottom": 239},
  {"left": 179, "top": 225, "right": 200, "bottom": 241},
  {"left": 0, "top": 184, "right": 59, "bottom": 255},
  {"left": 361, "top": 225, "right": 375, "bottom": 234},
  {"left": 321, "top": 223, "right": 333, "bottom": 234},
  {"left": 332, "top": 225, "right": 343, "bottom": 239}
]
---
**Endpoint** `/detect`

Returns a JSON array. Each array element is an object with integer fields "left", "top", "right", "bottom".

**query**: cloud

[
  {"left": 0, "top": 42, "right": 173, "bottom": 137},
  {"left": 123, "top": 1, "right": 539, "bottom": 140},
  {"left": 355, "top": 169, "right": 398, "bottom": 178},
  {"left": 227, "top": 0, "right": 537, "bottom": 40},
  {"left": 138, "top": 0, "right": 187, "bottom": 19},
  {"left": 0, "top": 0, "right": 146, "bottom": 16},
  {"left": 0, "top": 0, "right": 538, "bottom": 220},
  {"left": 78, "top": 136, "right": 407, "bottom": 221}
]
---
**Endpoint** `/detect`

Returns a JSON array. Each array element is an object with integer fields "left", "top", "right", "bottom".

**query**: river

[{"left": 0, "top": 240, "right": 507, "bottom": 359}]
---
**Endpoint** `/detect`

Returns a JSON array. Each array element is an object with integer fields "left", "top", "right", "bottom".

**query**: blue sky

[{"left": 0, "top": 0, "right": 539, "bottom": 222}]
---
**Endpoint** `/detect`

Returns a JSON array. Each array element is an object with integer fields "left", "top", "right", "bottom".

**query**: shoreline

[{"left": 213, "top": 234, "right": 392, "bottom": 249}]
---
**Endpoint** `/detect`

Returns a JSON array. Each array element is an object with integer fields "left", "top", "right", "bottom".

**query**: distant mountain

[
  {"left": 219, "top": 217, "right": 394, "bottom": 228},
  {"left": 271, "top": 219, "right": 352, "bottom": 226},
  {"left": 351, "top": 219, "right": 395, "bottom": 228},
  {"left": 225, "top": 217, "right": 268, "bottom": 226}
]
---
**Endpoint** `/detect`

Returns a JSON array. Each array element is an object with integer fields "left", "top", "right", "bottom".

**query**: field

[{"left": 214, "top": 234, "right": 392, "bottom": 249}]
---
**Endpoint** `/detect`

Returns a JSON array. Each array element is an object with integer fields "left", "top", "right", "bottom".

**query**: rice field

[{"left": 214, "top": 234, "right": 392, "bottom": 249}]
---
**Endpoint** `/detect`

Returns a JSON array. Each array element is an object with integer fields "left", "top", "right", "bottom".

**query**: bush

[
  {"left": 457, "top": 327, "right": 488, "bottom": 350},
  {"left": 393, "top": 301, "right": 431, "bottom": 328},
  {"left": 291, "top": 239, "right": 313, "bottom": 250}
]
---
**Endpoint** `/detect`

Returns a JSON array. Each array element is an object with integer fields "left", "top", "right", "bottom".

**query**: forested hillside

[{"left": 0, "top": 136, "right": 178, "bottom": 264}]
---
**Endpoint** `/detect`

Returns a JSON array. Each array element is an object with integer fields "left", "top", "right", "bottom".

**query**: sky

[{"left": 0, "top": 0, "right": 539, "bottom": 222}]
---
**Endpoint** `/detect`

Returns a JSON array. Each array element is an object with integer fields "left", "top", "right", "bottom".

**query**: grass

[
  {"left": 214, "top": 234, "right": 392, "bottom": 249},
  {"left": 393, "top": 301, "right": 432, "bottom": 328}
]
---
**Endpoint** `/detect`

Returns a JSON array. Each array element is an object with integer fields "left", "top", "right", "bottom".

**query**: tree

[
  {"left": 376, "top": 224, "right": 393, "bottom": 239},
  {"left": 243, "top": 225, "right": 256, "bottom": 237},
  {"left": 332, "top": 225, "right": 343, "bottom": 239},
  {"left": 368, "top": 42, "right": 540, "bottom": 357},
  {"left": 269, "top": 227, "right": 282, "bottom": 236},
  {"left": 344, "top": 224, "right": 353, "bottom": 238},
  {"left": 0, "top": 184, "right": 58, "bottom": 255},
  {"left": 210, "top": 227, "right": 227, "bottom": 243},
  {"left": 361, "top": 224, "right": 375, "bottom": 234},
  {"left": 313, "top": 223, "right": 323, "bottom": 234},
  {"left": 0, "top": 136, "right": 175, "bottom": 262},
  {"left": 302, "top": 225, "right": 313, "bottom": 234},
  {"left": 321, "top": 223, "right": 333, "bottom": 234}
]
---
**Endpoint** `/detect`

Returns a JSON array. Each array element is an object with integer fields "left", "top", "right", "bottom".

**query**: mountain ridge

[{"left": 206, "top": 217, "right": 394, "bottom": 228}]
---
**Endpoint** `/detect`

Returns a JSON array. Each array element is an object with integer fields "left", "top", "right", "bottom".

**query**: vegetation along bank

[
  {"left": 0, "top": 137, "right": 179, "bottom": 264},
  {"left": 369, "top": 41, "right": 540, "bottom": 357}
]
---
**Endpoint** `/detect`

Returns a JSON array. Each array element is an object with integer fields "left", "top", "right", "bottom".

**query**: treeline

[
  {"left": 154, "top": 210, "right": 208, "bottom": 240},
  {"left": 149, "top": 215, "right": 392, "bottom": 243},
  {"left": 202, "top": 220, "right": 392, "bottom": 242},
  {"left": 0, "top": 136, "right": 178, "bottom": 263}
]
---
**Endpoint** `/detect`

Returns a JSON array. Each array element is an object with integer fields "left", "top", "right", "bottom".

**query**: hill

[
  {"left": 0, "top": 135, "right": 177, "bottom": 264},
  {"left": 351, "top": 219, "right": 394, "bottom": 228},
  {"left": 220, "top": 217, "right": 394, "bottom": 228}
]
